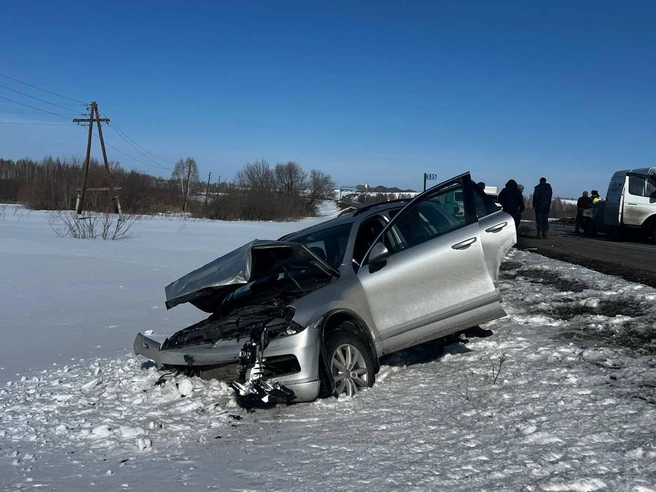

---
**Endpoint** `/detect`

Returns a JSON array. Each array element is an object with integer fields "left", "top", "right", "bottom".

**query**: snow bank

[{"left": 1, "top": 205, "right": 655, "bottom": 491}]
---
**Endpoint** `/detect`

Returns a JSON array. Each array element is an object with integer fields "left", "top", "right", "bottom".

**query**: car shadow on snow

[{"left": 380, "top": 336, "right": 474, "bottom": 367}]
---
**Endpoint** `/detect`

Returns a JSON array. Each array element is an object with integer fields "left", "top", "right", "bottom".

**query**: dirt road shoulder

[{"left": 515, "top": 221, "right": 656, "bottom": 288}]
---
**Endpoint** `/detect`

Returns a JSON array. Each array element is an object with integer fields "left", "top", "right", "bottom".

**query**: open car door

[{"left": 357, "top": 172, "right": 508, "bottom": 353}]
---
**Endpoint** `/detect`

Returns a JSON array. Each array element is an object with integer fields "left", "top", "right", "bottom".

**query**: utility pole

[
  {"left": 205, "top": 171, "right": 212, "bottom": 204},
  {"left": 93, "top": 104, "right": 121, "bottom": 218},
  {"left": 182, "top": 159, "right": 193, "bottom": 212},
  {"left": 73, "top": 101, "right": 123, "bottom": 220}
]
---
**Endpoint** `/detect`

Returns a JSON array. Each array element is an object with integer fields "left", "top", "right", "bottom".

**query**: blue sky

[{"left": 1, "top": 0, "right": 655, "bottom": 198}]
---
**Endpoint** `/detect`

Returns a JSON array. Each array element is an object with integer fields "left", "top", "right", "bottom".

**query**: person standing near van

[
  {"left": 575, "top": 191, "right": 592, "bottom": 233},
  {"left": 498, "top": 179, "right": 524, "bottom": 229},
  {"left": 591, "top": 190, "right": 602, "bottom": 204},
  {"left": 533, "top": 177, "right": 553, "bottom": 239}
]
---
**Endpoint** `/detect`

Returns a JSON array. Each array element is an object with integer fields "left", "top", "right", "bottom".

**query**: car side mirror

[
  {"left": 368, "top": 242, "right": 389, "bottom": 264},
  {"left": 367, "top": 242, "right": 389, "bottom": 274}
]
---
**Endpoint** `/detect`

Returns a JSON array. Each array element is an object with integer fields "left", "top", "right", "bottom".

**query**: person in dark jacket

[
  {"left": 575, "top": 191, "right": 592, "bottom": 233},
  {"left": 533, "top": 177, "right": 553, "bottom": 239},
  {"left": 498, "top": 179, "right": 525, "bottom": 229}
]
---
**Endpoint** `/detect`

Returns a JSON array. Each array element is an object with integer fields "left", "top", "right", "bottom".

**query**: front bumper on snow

[
  {"left": 134, "top": 332, "right": 241, "bottom": 368},
  {"left": 133, "top": 329, "right": 322, "bottom": 403}
]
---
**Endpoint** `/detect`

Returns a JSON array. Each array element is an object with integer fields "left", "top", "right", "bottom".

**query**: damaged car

[{"left": 134, "top": 172, "right": 516, "bottom": 406}]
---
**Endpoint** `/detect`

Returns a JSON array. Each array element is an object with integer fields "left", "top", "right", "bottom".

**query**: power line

[
  {"left": 0, "top": 83, "right": 82, "bottom": 114},
  {"left": 0, "top": 109, "right": 62, "bottom": 114},
  {"left": 0, "top": 94, "right": 74, "bottom": 120},
  {"left": 110, "top": 122, "right": 175, "bottom": 166},
  {"left": 98, "top": 110, "right": 175, "bottom": 167},
  {"left": 92, "top": 131, "right": 172, "bottom": 172},
  {"left": 0, "top": 75, "right": 169, "bottom": 172},
  {"left": 0, "top": 73, "right": 87, "bottom": 105},
  {"left": 105, "top": 123, "right": 173, "bottom": 170},
  {"left": 0, "top": 121, "right": 70, "bottom": 126}
]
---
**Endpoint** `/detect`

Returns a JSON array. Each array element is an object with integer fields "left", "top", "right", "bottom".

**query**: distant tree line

[
  {"left": 203, "top": 160, "right": 335, "bottom": 221},
  {"left": 0, "top": 157, "right": 180, "bottom": 214},
  {"left": 0, "top": 156, "right": 336, "bottom": 221}
]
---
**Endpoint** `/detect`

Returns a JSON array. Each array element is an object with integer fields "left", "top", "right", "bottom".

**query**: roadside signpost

[{"left": 423, "top": 173, "right": 438, "bottom": 191}]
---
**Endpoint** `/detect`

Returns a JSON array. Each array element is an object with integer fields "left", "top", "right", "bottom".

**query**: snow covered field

[{"left": 1, "top": 204, "right": 655, "bottom": 491}]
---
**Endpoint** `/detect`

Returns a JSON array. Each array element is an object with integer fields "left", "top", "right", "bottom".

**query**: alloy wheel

[{"left": 330, "top": 343, "right": 370, "bottom": 396}]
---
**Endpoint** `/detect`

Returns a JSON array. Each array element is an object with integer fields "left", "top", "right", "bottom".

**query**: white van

[{"left": 592, "top": 167, "right": 656, "bottom": 240}]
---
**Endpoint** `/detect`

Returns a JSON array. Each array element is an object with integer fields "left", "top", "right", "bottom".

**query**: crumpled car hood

[{"left": 165, "top": 239, "right": 339, "bottom": 312}]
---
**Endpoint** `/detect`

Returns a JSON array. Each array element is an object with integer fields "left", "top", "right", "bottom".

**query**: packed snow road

[{"left": 1, "top": 208, "right": 655, "bottom": 491}]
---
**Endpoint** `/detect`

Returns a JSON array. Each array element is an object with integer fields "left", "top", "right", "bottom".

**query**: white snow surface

[{"left": 1, "top": 203, "right": 655, "bottom": 491}]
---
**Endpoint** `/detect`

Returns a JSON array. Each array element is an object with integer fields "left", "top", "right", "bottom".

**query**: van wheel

[
  {"left": 649, "top": 226, "right": 656, "bottom": 244},
  {"left": 325, "top": 331, "right": 375, "bottom": 397}
]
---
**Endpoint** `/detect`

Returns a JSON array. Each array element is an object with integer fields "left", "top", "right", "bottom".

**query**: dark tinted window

[
  {"left": 647, "top": 180, "right": 656, "bottom": 197},
  {"left": 353, "top": 215, "right": 387, "bottom": 266},
  {"left": 384, "top": 183, "right": 466, "bottom": 253},
  {"left": 474, "top": 187, "right": 500, "bottom": 218},
  {"left": 628, "top": 176, "right": 656, "bottom": 198},
  {"left": 628, "top": 176, "right": 645, "bottom": 196}
]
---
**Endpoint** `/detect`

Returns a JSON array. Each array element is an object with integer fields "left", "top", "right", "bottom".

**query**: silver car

[{"left": 134, "top": 172, "right": 516, "bottom": 406}]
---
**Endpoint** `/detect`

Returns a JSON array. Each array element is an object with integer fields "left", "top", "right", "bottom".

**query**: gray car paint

[{"left": 133, "top": 172, "right": 516, "bottom": 404}]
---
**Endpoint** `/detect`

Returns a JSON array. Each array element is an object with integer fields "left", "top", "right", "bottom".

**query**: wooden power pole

[
  {"left": 205, "top": 171, "right": 212, "bottom": 204},
  {"left": 182, "top": 159, "right": 193, "bottom": 212},
  {"left": 73, "top": 101, "right": 123, "bottom": 220}
]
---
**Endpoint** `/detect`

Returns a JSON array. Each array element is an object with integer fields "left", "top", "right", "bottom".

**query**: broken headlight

[{"left": 265, "top": 306, "right": 305, "bottom": 338}]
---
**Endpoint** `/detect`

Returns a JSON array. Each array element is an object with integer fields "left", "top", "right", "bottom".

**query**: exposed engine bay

[
  {"left": 157, "top": 271, "right": 331, "bottom": 407},
  {"left": 135, "top": 240, "right": 340, "bottom": 408},
  {"left": 162, "top": 298, "right": 301, "bottom": 350}
]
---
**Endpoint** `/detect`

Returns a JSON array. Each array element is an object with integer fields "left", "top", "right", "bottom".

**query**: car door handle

[
  {"left": 452, "top": 237, "right": 477, "bottom": 250},
  {"left": 485, "top": 222, "right": 508, "bottom": 233}
]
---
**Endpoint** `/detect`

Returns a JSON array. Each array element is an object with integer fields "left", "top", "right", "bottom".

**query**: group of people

[
  {"left": 498, "top": 177, "right": 553, "bottom": 239},
  {"left": 574, "top": 189, "right": 602, "bottom": 233},
  {"left": 492, "top": 177, "right": 607, "bottom": 238}
]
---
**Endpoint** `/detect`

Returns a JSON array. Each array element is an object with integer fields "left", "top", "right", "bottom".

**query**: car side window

[
  {"left": 473, "top": 187, "right": 500, "bottom": 218},
  {"left": 383, "top": 183, "right": 466, "bottom": 253},
  {"left": 628, "top": 176, "right": 645, "bottom": 196},
  {"left": 647, "top": 180, "right": 656, "bottom": 198},
  {"left": 353, "top": 215, "right": 387, "bottom": 267},
  {"left": 628, "top": 176, "right": 656, "bottom": 198}
]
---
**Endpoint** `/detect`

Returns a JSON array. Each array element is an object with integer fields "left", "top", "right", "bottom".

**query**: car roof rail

[{"left": 352, "top": 198, "right": 410, "bottom": 217}]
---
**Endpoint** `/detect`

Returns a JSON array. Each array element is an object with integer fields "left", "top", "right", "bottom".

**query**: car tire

[
  {"left": 646, "top": 225, "right": 656, "bottom": 245},
  {"left": 325, "top": 331, "right": 375, "bottom": 398}
]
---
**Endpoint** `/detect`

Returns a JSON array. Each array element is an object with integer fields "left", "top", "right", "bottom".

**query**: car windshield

[{"left": 283, "top": 223, "right": 352, "bottom": 270}]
